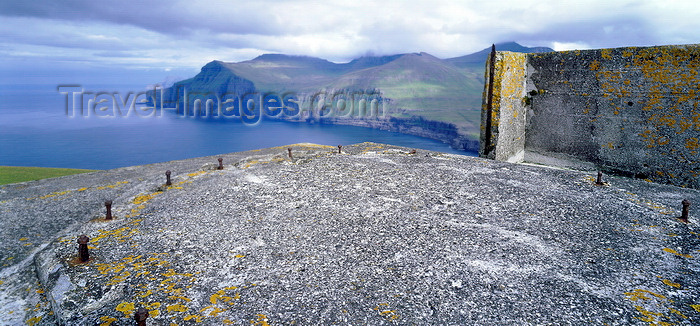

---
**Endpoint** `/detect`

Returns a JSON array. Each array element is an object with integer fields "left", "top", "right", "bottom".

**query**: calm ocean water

[{"left": 0, "top": 84, "right": 476, "bottom": 170}]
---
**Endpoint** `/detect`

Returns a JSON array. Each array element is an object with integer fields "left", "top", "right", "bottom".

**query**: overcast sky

[{"left": 1, "top": 0, "right": 698, "bottom": 84}]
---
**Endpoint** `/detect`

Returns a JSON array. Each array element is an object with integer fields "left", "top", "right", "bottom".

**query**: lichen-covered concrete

[
  {"left": 480, "top": 51, "right": 528, "bottom": 163},
  {"left": 481, "top": 44, "right": 700, "bottom": 189},
  {"left": 1, "top": 143, "right": 699, "bottom": 325}
]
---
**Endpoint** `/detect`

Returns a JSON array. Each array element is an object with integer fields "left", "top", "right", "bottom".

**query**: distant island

[{"left": 154, "top": 42, "right": 553, "bottom": 152}]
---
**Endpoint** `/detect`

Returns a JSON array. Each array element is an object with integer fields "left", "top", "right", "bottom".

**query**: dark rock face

[
  {"left": 1, "top": 143, "right": 698, "bottom": 325},
  {"left": 154, "top": 60, "right": 257, "bottom": 116}
]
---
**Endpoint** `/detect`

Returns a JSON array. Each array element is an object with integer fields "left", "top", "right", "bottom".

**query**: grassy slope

[
  {"left": 0, "top": 166, "right": 96, "bottom": 185},
  {"left": 323, "top": 52, "right": 484, "bottom": 134}
]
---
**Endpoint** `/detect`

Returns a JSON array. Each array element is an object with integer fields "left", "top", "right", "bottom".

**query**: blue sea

[{"left": 0, "top": 84, "right": 476, "bottom": 170}]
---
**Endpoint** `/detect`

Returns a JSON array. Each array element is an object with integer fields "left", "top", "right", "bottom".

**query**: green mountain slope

[
  {"left": 324, "top": 52, "right": 484, "bottom": 133},
  {"left": 164, "top": 42, "right": 553, "bottom": 150}
]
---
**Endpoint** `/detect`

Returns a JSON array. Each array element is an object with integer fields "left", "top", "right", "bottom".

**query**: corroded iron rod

[
  {"left": 681, "top": 199, "right": 690, "bottom": 223},
  {"left": 135, "top": 307, "right": 148, "bottom": 326},
  {"left": 483, "top": 44, "right": 496, "bottom": 156},
  {"left": 105, "top": 200, "right": 113, "bottom": 220},
  {"left": 77, "top": 235, "right": 89, "bottom": 262}
]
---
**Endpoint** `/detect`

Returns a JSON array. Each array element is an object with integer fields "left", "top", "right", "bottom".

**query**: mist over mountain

[{"left": 160, "top": 42, "right": 553, "bottom": 151}]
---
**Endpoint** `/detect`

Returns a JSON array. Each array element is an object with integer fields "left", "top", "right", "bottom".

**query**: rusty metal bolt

[
  {"left": 105, "top": 200, "right": 113, "bottom": 220},
  {"left": 217, "top": 157, "right": 223, "bottom": 170},
  {"left": 134, "top": 307, "right": 148, "bottom": 326},
  {"left": 288, "top": 147, "right": 293, "bottom": 159},
  {"left": 165, "top": 170, "right": 172, "bottom": 186},
  {"left": 596, "top": 171, "right": 604, "bottom": 185},
  {"left": 338, "top": 145, "right": 342, "bottom": 154},
  {"left": 681, "top": 199, "right": 690, "bottom": 223},
  {"left": 77, "top": 235, "right": 89, "bottom": 262}
]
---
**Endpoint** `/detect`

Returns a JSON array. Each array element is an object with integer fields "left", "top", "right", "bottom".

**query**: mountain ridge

[{"left": 160, "top": 42, "right": 553, "bottom": 151}]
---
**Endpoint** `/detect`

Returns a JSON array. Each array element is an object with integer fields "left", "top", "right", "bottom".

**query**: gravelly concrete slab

[{"left": 1, "top": 142, "right": 699, "bottom": 325}]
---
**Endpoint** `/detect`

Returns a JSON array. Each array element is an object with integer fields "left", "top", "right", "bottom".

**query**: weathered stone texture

[
  {"left": 482, "top": 44, "right": 700, "bottom": 188},
  {"left": 1, "top": 143, "right": 698, "bottom": 325}
]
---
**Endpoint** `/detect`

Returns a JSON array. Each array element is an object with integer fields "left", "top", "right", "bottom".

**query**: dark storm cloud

[
  {"left": 1, "top": 0, "right": 698, "bottom": 75},
  {"left": 510, "top": 16, "right": 657, "bottom": 49},
  {"left": 0, "top": 0, "right": 288, "bottom": 37}
]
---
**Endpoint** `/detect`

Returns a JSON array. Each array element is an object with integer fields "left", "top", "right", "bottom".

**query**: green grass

[{"left": 0, "top": 166, "right": 97, "bottom": 185}]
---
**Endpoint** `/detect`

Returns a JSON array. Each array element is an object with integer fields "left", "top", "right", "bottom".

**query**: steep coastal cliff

[{"left": 151, "top": 43, "right": 551, "bottom": 152}]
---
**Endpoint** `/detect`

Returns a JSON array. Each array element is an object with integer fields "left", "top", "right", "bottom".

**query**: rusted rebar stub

[
  {"left": 165, "top": 170, "right": 172, "bottom": 186},
  {"left": 680, "top": 199, "right": 690, "bottom": 223},
  {"left": 409, "top": 149, "right": 417, "bottom": 155},
  {"left": 134, "top": 307, "right": 148, "bottom": 326},
  {"left": 338, "top": 145, "right": 342, "bottom": 154},
  {"left": 596, "top": 171, "right": 604, "bottom": 185},
  {"left": 77, "top": 235, "right": 89, "bottom": 263},
  {"left": 217, "top": 158, "right": 224, "bottom": 170},
  {"left": 288, "top": 147, "right": 293, "bottom": 159},
  {"left": 104, "top": 200, "right": 113, "bottom": 220}
]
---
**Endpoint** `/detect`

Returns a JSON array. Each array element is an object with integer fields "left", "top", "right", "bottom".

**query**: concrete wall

[
  {"left": 479, "top": 52, "right": 528, "bottom": 162},
  {"left": 481, "top": 44, "right": 700, "bottom": 188}
]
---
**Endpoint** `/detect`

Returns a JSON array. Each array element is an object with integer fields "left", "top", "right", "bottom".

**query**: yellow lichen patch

[
  {"left": 669, "top": 308, "right": 687, "bottom": 319},
  {"left": 25, "top": 316, "right": 42, "bottom": 326},
  {"left": 77, "top": 187, "right": 88, "bottom": 191},
  {"left": 166, "top": 304, "right": 188, "bottom": 313},
  {"left": 661, "top": 279, "right": 681, "bottom": 288},
  {"left": 589, "top": 60, "right": 600, "bottom": 71},
  {"left": 242, "top": 160, "right": 261, "bottom": 169},
  {"left": 686, "top": 137, "right": 699, "bottom": 150},
  {"left": 207, "top": 307, "right": 226, "bottom": 317},
  {"left": 132, "top": 191, "right": 162, "bottom": 205},
  {"left": 235, "top": 254, "right": 246, "bottom": 258},
  {"left": 99, "top": 316, "right": 118, "bottom": 326},
  {"left": 19, "top": 237, "right": 28, "bottom": 241},
  {"left": 137, "top": 289, "right": 153, "bottom": 298},
  {"left": 601, "top": 48, "right": 613, "bottom": 60},
  {"left": 625, "top": 289, "right": 667, "bottom": 302},
  {"left": 633, "top": 305, "right": 668, "bottom": 325},
  {"left": 251, "top": 314, "right": 271, "bottom": 326},
  {"left": 691, "top": 304, "right": 700, "bottom": 312},
  {"left": 187, "top": 171, "right": 208, "bottom": 178},
  {"left": 210, "top": 290, "right": 232, "bottom": 304},
  {"left": 91, "top": 226, "right": 139, "bottom": 244},
  {"left": 97, "top": 181, "right": 129, "bottom": 190},
  {"left": 662, "top": 248, "right": 693, "bottom": 258},
  {"left": 184, "top": 314, "right": 203, "bottom": 322},
  {"left": 145, "top": 302, "right": 161, "bottom": 310},
  {"left": 116, "top": 302, "right": 135, "bottom": 317},
  {"left": 168, "top": 295, "right": 192, "bottom": 302},
  {"left": 106, "top": 270, "right": 131, "bottom": 286},
  {"left": 27, "top": 189, "right": 72, "bottom": 200}
]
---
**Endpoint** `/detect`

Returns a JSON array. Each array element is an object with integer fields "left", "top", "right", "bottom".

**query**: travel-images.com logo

[{"left": 59, "top": 85, "right": 386, "bottom": 124}]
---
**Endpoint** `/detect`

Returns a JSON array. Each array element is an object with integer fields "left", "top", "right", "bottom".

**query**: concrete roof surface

[{"left": 0, "top": 143, "right": 698, "bottom": 325}]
